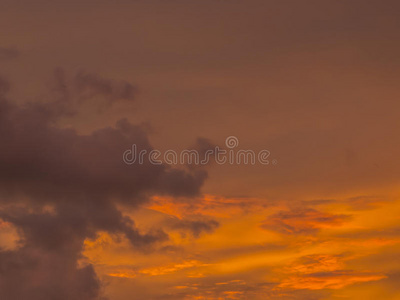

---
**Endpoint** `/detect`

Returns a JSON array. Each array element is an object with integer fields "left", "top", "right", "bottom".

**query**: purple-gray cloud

[{"left": 0, "top": 71, "right": 207, "bottom": 300}]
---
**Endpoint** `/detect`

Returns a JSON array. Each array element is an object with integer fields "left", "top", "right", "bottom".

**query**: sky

[{"left": 0, "top": 1, "right": 400, "bottom": 299}]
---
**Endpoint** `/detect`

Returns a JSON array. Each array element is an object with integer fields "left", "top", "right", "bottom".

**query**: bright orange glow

[{"left": 82, "top": 192, "right": 400, "bottom": 299}]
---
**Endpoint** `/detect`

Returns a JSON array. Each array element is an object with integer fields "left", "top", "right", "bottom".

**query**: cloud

[
  {"left": 147, "top": 194, "right": 269, "bottom": 219},
  {"left": 260, "top": 208, "right": 350, "bottom": 235},
  {"left": 168, "top": 217, "right": 219, "bottom": 238},
  {"left": 276, "top": 253, "right": 386, "bottom": 291},
  {"left": 106, "top": 260, "right": 208, "bottom": 279},
  {"left": 278, "top": 270, "right": 386, "bottom": 290},
  {"left": 0, "top": 71, "right": 207, "bottom": 299},
  {"left": 155, "top": 279, "right": 274, "bottom": 300},
  {"left": 285, "top": 254, "right": 346, "bottom": 274},
  {"left": 0, "top": 248, "right": 104, "bottom": 300}
]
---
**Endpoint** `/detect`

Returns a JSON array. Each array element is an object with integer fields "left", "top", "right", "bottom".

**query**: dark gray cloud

[
  {"left": 168, "top": 217, "right": 219, "bottom": 238},
  {"left": 0, "top": 71, "right": 207, "bottom": 299},
  {"left": 0, "top": 249, "right": 103, "bottom": 300}
]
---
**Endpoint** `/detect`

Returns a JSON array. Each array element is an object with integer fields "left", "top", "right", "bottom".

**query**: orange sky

[
  {"left": 0, "top": 1, "right": 400, "bottom": 299},
  {"left": 77, "top": 192, "right": 400, "bottom": 299}
]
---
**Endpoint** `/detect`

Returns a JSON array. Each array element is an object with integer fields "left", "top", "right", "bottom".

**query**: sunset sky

[{"left": 1, "top": 1, "right": 400, "bottom": 299}]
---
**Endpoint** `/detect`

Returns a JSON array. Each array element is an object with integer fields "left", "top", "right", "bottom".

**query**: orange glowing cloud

[
  {"left": 278, "top": 270, "right": 386, "bottom": 290},
  {"left": 147, "top": 195, "right": 268, "bottom": 219},
  {"left": 261, "top": 208, "right": 350, "bottom": 235}
]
